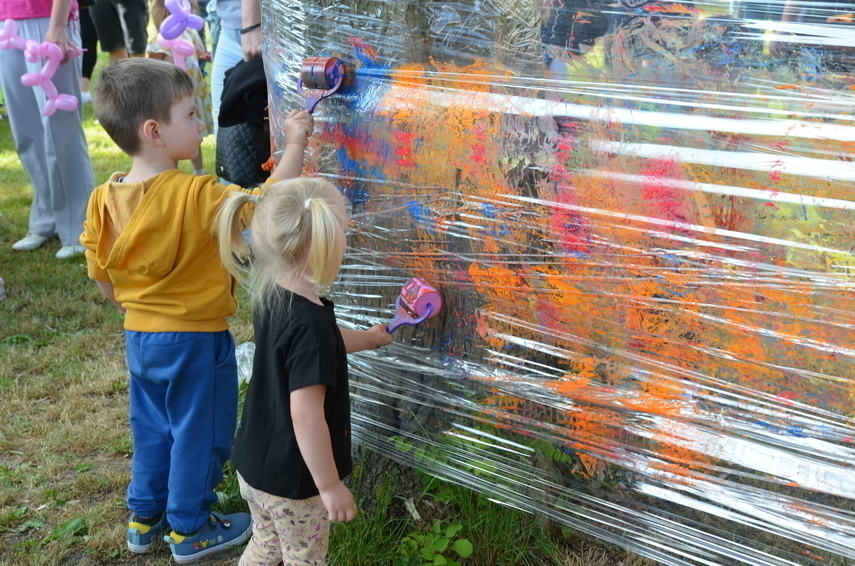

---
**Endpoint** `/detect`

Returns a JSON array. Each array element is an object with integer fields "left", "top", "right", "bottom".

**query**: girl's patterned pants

[{"left": 237, "top": 473, "right": 331, "bottom": 565}]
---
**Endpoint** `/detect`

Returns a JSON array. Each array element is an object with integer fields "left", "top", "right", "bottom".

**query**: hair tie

[
  {"left": 249, "top": 193, "right": 261, "bottom": 204},
  {"left": 304, "top": 198, "right": 313, "bottom": 210}
]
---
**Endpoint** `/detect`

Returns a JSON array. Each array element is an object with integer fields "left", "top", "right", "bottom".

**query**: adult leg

[
  {"left": 210, "top": 27, "right": 243, "bottom": 134},
  {"left": 79, "top": 7, "right": 99, "bottom": 97},
  {"left": 114, "top": 0, "right": 149, "bottom": 57},
  {"left": 89, "top": 0, "right": 129, "bottom": 61},
  {"left": 0, "top": 17, "right": 93, "bottom": 245},
  {"left": 0, "top": 30, "right": 53, "bottom": 241},
  {"left": 42, "top": 19, "right": 96, "bottom": 247}
]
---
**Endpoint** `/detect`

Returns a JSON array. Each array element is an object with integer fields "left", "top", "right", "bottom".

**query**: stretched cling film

[{"left": 259, "top": 0, "right": 855, "bottom": 564}]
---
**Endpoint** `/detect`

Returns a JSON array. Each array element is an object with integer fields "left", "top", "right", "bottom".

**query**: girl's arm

[
  {"left": 291, "top": 385, "right": 357, "bottom": 522},
  {"left": 339, "top": 324, "right": 393, "bottom": 353}
]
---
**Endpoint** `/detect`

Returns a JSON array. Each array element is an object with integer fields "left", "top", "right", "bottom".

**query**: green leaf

[
  {"left": 420, "top": 450, "right": 437, "bottom": 465},
  {"left": 51, "top": 517, "right": 85, "bottom": 539},
  {"left": 433, "top": 537, "right": 450, "bottom": 552},
  {"left": 1, "top": 334, "right": 34, "bottom": 344},
  {"left": 413, "top": 447, "right": 426, "bottom": 462},
  {"left": 445, "top": 523, "right": 463, "bottom": 538},
  {"left": 434, "top": 488, "right": 457, "bottom": 504},
  {"left": 394, "top": 437, "right": 413, "bottom": 453},
  {"left": 433, "top": 555, "right": 448, "bottom": 566},
  {"left": 468, "top": 459, "right": 497, "bottom": 477},
  {"left": 16, "top": 518, "right": 45, "bottom": 533},
  {"left": 431, "top": 520, "right": 442, "bottom": 534},
  {"left": 453, "top": 538, "right": 474, "bottom": 558}
]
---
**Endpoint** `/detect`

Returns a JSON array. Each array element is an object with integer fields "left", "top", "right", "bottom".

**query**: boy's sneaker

[
  {"left": 164, "top": 512, "right": 252, "bottom": 564},
  {"left": 126, "top": 513, "right": 169, "bottom": 554}
]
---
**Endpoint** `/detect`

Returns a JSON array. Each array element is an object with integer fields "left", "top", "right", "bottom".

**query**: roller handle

[{"left": 386, "top": 279, "right": 442, "bottom": 334}]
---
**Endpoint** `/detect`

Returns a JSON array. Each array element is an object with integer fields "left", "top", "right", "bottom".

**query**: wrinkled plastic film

[{"left": 260, "top": 1, "right": 854, "bottom": 564}]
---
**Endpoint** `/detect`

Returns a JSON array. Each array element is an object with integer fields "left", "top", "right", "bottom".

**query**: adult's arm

[
  {"left": 241, "top": 0, "right": 262, "bottom": 60},
  {"left": 46, "top": 0, "right": 77, "bottom": 63}
]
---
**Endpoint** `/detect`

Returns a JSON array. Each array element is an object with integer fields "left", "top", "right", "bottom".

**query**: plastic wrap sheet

[{"left": 261, "top": 0, "right": 854, "bottom": 564}]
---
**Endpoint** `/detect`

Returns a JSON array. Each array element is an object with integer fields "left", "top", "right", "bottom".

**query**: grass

[{"left": 0, "top": 55, "right": 646, "bottom": 566}]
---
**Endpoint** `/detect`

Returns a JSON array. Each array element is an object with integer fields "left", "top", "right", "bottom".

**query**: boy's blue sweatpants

[{"left": 125, "top": 330, "right": 238, "bottom": 534}]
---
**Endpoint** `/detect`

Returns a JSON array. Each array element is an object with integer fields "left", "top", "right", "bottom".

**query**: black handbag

[
  {"left": 215, "top": 120, "right": 270, "bottom": 187},
  {"left": 215, "top": 58, "right": 271, "bottom": 186}
]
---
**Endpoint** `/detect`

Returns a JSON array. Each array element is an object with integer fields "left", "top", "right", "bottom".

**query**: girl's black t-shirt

[{"left": 232, "top": 288, "right": 352, "bottom": 499}]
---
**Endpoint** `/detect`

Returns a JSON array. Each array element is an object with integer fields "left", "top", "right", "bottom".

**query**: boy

[{"left": 80, "top": 58, "right": 313, "bottom": 563}]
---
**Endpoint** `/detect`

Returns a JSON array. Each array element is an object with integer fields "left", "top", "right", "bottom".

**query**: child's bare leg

[{"left": 192, "top": 145, "right": 204, "bottom": 174}]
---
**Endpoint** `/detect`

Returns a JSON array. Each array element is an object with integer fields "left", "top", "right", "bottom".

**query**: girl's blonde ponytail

[
  {"left": 216, "top": 178, "right": 347, "bottom": 313},
  {"left": 305, "top": 196, "right": 346, "bottom": 295},
  {"left": 214, "top": 190, "right": 256, "bottom": 284}
]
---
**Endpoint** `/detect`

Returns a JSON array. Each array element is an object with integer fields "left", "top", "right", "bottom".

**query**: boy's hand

[
  {"left": 319, "top": 481, "right": 357, "bottom": 522},
  {"left": 367, "top": 324, "right": 394, "bottom": 348},
  {"left": 284, "top": 109, "right": 314, "bottom": 147}
]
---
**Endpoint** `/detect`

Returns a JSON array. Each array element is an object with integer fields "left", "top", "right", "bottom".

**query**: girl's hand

[
  {"left": 319, "top": 481, "right": 357, "bottom": 522},
  {"left": 283, "top": 109, "right": 314, "bottom": 147},
  {"left": 366, "top": 324, "right": 394, "bottom": 348}
]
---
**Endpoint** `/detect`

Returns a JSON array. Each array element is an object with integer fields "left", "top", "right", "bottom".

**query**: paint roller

[
  {"left": 297, "top": 56, "right": 346, "bottom": 113},
  {"left": 386, "top": 278, "right": 442, "bottom": 334}
]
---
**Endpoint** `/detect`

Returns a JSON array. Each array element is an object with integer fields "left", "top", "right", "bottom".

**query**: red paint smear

[
  {"left": 348, "top": 36, "right": 377, "bottom": 61},
  {"left": 394, "top": 130, "right": 417, "bottom": 168},
  {"left": 641, "top": 157, "right": 691, "bottom": 225}
]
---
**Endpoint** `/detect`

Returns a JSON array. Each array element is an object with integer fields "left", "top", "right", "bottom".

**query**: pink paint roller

[
  {"left": 297, "top": 56, "right": 346, "bottom": 113},
  {"left": 386, "top": 278, "right": 442, "bottom": 334}
]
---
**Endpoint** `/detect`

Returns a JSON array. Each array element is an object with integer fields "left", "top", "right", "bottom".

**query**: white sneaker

[
  {"left": 55, "top": 245, "right": 86, "bottom": 259},
  {"left": 80, "top": 91, "right": 92, "bottom": 104},
  {"left": 12, "top": 233, "right": 49, "bottom": 251}
]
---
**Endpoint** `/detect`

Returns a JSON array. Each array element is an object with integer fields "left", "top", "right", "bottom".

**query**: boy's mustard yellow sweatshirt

[{"left": 80, "top": 170, "right": 261, "bottom": 333}]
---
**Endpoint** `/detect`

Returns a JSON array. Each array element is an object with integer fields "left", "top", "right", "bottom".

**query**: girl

[
  {"left": 147, "top": 0, "right": 213, "bottom": 175},
  {"left": 216, "top": 178, "right": 393, "bottom": 564}
]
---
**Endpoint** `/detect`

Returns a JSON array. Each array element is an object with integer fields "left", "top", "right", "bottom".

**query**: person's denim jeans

[{"left": 211, "top": 27, "right": 243, "bottom": 135}]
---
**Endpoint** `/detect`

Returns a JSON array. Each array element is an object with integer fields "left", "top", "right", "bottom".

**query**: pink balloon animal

[
  {"left": 0, "top": 18, "right": 81, "bottom": 117},
  {"left": 157, "top": 0, "right": 204, "bottom": 69},
  {"left": 156, "top": 35, "right": 195, "bottom": 70}
]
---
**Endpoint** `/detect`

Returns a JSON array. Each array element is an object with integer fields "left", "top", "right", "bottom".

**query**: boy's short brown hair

[{"left": 92, "top": 58, "right": 195, "bottom": 156}]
